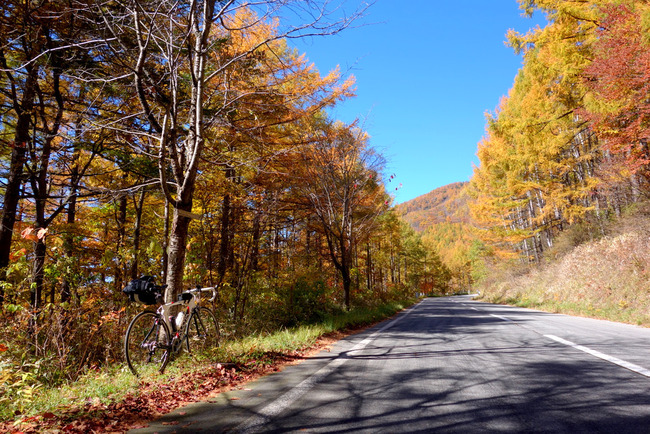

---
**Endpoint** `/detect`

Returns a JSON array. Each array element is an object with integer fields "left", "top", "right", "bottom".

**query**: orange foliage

[{"left": 583, "top": 2, "right": 650, "bottom": 176}]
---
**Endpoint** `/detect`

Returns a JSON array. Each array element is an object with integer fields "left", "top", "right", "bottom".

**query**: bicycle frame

[
  {"left": 124, "top": 284, "right": 219, "bottom": 376},
  {"left": 158, "top": 286, "right": 216, "bottom": 352}
]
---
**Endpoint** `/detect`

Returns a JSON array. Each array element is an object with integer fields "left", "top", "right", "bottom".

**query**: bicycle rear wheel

[
  {"left": 124, "top": 311, "right": 171, "bottom": 376},
  {"left": 184, "top": 306, "right": 219, "bottom": 353}
]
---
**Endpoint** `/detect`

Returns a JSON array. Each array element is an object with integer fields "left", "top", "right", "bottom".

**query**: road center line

[
  {"left": 545, "top": 334, "right": 650, "bottom": 379},
  {"left": 235, "top": 301, "right": 421, "bottom": 433}
]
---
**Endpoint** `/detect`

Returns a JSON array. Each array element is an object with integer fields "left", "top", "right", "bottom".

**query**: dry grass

[{"left": 478, "top": 209, "right": 650, "bottom": 326}]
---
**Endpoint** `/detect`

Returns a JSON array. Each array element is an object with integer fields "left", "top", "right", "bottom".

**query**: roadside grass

[
  {"left": 31, "top": 365, "right": 138, "bottom": 417},
  {"left": 4, "top": 299, "right": 413, "bottom": 426},
  {"left": 218, "top": 301, "right": 412, "bottom": 366},
  {"left": 477, "top": 223, "right": 650, "bottom": 327}
]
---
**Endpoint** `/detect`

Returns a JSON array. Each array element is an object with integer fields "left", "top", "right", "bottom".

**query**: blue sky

[{"left": 290, "top": 1, "right": 546, "bottom": 204}]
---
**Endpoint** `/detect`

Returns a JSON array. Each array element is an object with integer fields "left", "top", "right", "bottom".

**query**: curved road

[{"left": 132, "top": 296, "right": 650, "bottom": 433}]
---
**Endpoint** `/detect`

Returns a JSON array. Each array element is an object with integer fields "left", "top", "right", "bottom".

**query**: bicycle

[{"left": 123, "top": 278, "right": 220, "bottom": 377}]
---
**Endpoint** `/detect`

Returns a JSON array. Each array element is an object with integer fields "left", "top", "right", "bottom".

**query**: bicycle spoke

[
  {"left": 185, "top": 307, "right": 219, "bottom": 353},
  {"left": 124, "top": 311, "right": 170, "bottom": 376}
]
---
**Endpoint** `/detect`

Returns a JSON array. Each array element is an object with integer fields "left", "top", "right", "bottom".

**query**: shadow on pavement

[{"left": 131, "top": 297, "right": 650, "bottom": 433}]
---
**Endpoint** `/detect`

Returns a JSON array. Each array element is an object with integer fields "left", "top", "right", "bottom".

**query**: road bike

[{"left": 123, "top": 282, "right": 220, "bottom": 377}]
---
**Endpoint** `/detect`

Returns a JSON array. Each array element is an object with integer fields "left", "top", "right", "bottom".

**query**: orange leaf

[
  {"left": 0, "top": 343, "right": 8, "bottom": 352},
  {"left": 21, "top": 228, "right": 38, "bottom": 241},
  {"left": 9, "top": 248, "right": 26, "bottom": 261}
]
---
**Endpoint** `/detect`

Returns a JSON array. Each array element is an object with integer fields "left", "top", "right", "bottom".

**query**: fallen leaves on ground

[{"left": 0, "top": 331, "right": 351, "bottom": 434}]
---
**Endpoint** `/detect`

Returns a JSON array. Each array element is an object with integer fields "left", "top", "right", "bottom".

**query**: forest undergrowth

[
  {"left": 0, "top": 299, "right": 413, "bottom": 433},
  {"left": 476, "top": 203, "right": 650, "bottom": 327}
]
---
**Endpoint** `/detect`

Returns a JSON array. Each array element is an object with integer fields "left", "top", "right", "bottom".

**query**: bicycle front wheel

[
  {"left": 184, "top": 306, "right": 220, "bottom": 353},
  {"left": 124, "top": 311, "right": 171, "bottom": 376}
]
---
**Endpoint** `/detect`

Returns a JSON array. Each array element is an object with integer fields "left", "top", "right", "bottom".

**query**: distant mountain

[{"left": 396, "top": 182, "right": 470, "bottom": 233}]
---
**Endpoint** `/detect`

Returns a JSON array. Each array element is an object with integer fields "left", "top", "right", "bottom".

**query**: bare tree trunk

[
  {"left": 30, "top": 240, "right": 46, "bottom": 309},
  {"left": 61, "top": 85, "right": 87, "bottom": 305},
  {"left": 130, "top": 188, "right": 146, "bottom": 279},
  {"left": 390, "top": 244, "right": 396, "bottom": 284},
  {"left": 165, "top": 209, "right": 193, "bottom": 302},
  {"left": 0, "top": 65, "right": 38, "bottom": 304},
  {"left": 61, "top": 190, "right": 78, "bottom": 304},
  {"left": 366, "top": 242, "right": 372, "bottom": 292},
  {"left": 162, "top": 199, "right": 170, "bottom": 283},
  {"left": 342, "top": 263, "right": 352, "bottom": 310},
  {"left": 250, "top": 210, "right": 261, "bottom": 272},
  {"left": 27, "top": 29, "right": 67, "bottom": 307},
  {"left": 339, "top": 237, "right": 352, "bottom": 310},
  {"left": 217, "top": 193, "right": 232, "bottom": 283},
  {"left": 115, "top": 195, "right": 128, "bottom": 291}
]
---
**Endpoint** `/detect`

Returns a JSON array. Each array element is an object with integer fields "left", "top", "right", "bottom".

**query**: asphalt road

[{"left": 131, "top": 296, "right": 650, "bottom": 433}]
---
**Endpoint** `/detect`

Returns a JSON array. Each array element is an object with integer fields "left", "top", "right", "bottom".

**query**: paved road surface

[{"left": 131, "top": 296, "right": 650, "bottom": 433}]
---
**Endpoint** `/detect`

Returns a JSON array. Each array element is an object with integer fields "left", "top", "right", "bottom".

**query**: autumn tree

[
  {"left": 88, "top": 0, "right": 367, "bottom": 301},
  {"left": 0, "top": 1, "right": 53, "bottom": 304},
  {"left": 470, "top": 0, "right": 604, "bottom": 262},
  {"left": 290, "top": 120, "right": 387, "bottom": 309},
  {"left": 470, "top": 0, "right": 650, "bottom": 264},
  {"left": 0, "top": 1, "right": 110, "bottom": 307},
  {"left": 582, "top": 1, "right": 650, "bottom": 190},
  {"left": 200, "top": 13, "right": 355, "bottom": 287}
]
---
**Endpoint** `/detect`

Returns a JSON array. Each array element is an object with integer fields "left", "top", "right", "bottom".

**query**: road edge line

[
  {"left": 545, "top": 334, "right": 650, "bottom": 379},
  {"left": 235, "top": 300, "right": 423, "bottom": 433}
]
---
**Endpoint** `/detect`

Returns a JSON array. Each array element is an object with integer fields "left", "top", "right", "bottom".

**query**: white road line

[
  {"left": 235, "top": 301, "right": 421, "bottom": 433},
  {"left": 490, "top": 314, "right": 514, "bottom": 322},
  {"left": 484, "top": 312, "right": 650, "bottom": 379},
  {"left": 459, "top": 302, "right": 479, "bottom": 312},
  {"left": 545, "top": 334, "right": 650, "bottom": 379}
]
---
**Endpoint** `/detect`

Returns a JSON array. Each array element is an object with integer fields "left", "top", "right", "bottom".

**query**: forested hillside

[
  {"left": 469, "top": 0, "right": 650, "bottom": 324},
  {"left": 396, "top": 182, "right": 469, "bottom": 232},
  {"left": 396, "top": 182, "right": 479, "bottom": 289},
  {"left": 397, "top": 0, "right": 650, "bottom": 314},
  {"left": 470, "top": 0, "right": 650, "bottom": 263}
]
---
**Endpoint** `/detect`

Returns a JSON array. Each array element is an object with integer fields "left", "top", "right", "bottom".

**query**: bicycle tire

[
  {"left": 124, "top": 311, "right": 171, "bottom": 376},
  {"left": 184, "top": 306, "right": 220, "bottom": 353}
]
